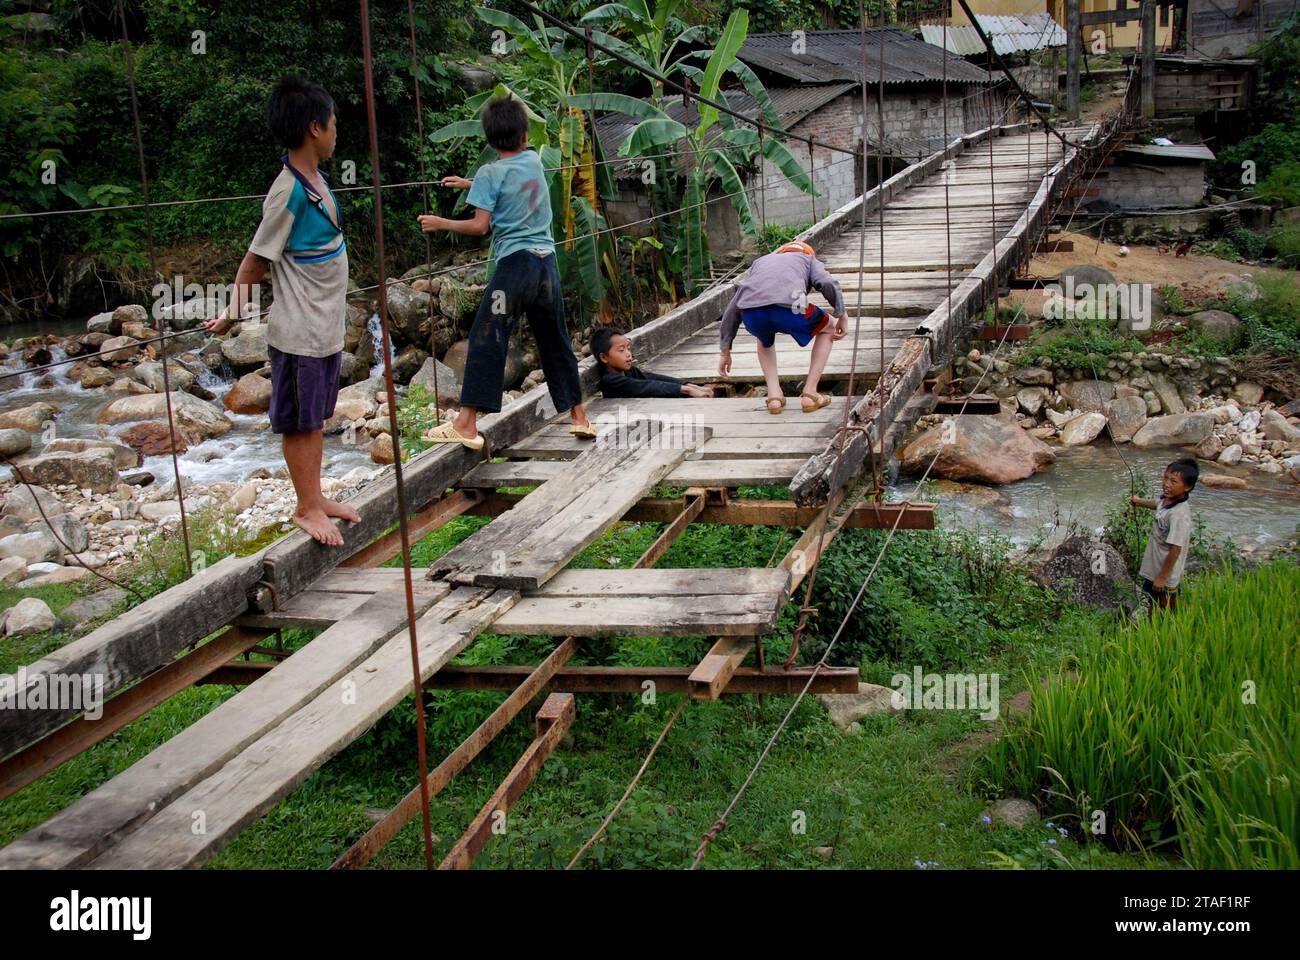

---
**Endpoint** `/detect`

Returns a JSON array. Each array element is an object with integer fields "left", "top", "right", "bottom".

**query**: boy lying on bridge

[
  {"left": 417, "top": 95, "right": 595, "bottom": 450},
  {"left": 592, "top": 327, "right": 713, "bottom": 399},
  {"left": 717, "top": 240, "right": 849, "bottom": 414}
]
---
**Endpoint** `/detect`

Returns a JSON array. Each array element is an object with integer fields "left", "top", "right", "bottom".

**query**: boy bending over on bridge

[
  {"left": 205, "top": 77, "right": 360, "bottom": 547},
  {"left": 593, "top": 327, "right": 713, "bottom": 399},
  {"left": 417, "top": 95, "right": 595, "bottom": 450},
  {"left": 717, "top": 240, "right": 849, "bottom": 414}
]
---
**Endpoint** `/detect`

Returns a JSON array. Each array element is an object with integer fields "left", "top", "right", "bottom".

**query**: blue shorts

[
  {"left": 740, "top": 303, "right": 830, "bottom": 348},
  {"left": 268, "top": 345, "right": 341, "bottom": 434}
]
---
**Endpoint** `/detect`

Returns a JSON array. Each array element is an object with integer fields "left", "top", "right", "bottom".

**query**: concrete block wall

[{"left": 1096, "top": 162, "right": 1208, "bottom": 211}]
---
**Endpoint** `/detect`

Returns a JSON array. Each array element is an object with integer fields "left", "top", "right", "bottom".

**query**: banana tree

[{"left": 428, "top": 5, "right": 643, "bottom": 320}]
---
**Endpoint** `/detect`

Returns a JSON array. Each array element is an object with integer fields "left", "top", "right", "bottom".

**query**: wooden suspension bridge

[{"left": 0, "top": 120, "right": 1099, "bottom": 870}]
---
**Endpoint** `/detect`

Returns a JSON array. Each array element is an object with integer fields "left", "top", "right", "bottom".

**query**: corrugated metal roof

[
  {"left": 595, "top": 83, "right": 856, "bottom": 179},
  {"left": 1123, "top": 143, "right": 1216, "bottom": 161},
  {"left": 735, "top": 29, "right": 991, "bottom": 86},
  {"left": 921, "top": 14, "right": 1065, "bottom": 57}
]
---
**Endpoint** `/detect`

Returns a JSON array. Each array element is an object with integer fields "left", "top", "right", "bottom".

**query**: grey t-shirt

[
  {"left": 248, "top": 165, "right": 348, "bottom": 358},
  {"left": 1139, "top": 497, "right": 1192, "bottom": 588}
]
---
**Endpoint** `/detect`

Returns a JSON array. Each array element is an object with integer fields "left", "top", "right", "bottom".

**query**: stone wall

[{"left": 1095, "top": 161, "right": 1208, "bottom": 212}]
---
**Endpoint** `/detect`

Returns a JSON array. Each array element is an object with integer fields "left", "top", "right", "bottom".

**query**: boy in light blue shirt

[{"left": 418, "top": 96, "right": 594, "bottom": 449}]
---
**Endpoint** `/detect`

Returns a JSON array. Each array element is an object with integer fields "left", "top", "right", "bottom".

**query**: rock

[
  {"left": 220, "top": 323, "right": 270, "bottom": 371},
  {"left": 79, "top": 366, "right": 115, "bottom": 389},
  {"left": 1059, "top": 412, "right": 1107, "bottom": 446},
  {"left": 132, "top": 359, "right": 195, "bottom": 394},
  {"left": 4, "top": 597, "right": 56, "bottom": 637},
  {"left": 118, "top": 421, "right": 188, "bottom": 456},
  {"left": 392, "top": 346, "right": 429, "bottom": 385},
  {"left": 0, "top": 402, "right": 56, "bottom": 432},
  {"left": 1217, "top": 443, "right": 1243, "bottom": 465},
  {"left": 1028, "top": 425, "right": 1056, "bottom": 440},
  {"left": 1283, "top": 455, "right": 1300, "bottom": 483},
  {"left": 41, "top": 437, "right": 139, "bottom": 469},
  {"left": 1147, "top": 372, "right": 1186, "bottom": 416},
  {"left": 0, "top": 555, "right": 27, "bottom": 585},
  {"left": 409, "top": 356, "right": 462, "bottom": 403},
  {"left": 1037, "top": 536, "right": 1132, "bottom": 611},
  {"left": 1201, "top": 474, "right": 1248, "bottom": 489},
  {"left": 1277, "top": 398, "right": 1300, "bottom": 418},
  {"left": 0, "top": 531, "right": 59, "bottom": 564},
  {"left": 1132, "top": 412, "right": 1215, "bottom": 448},
  {"left": 503, "top": 342, "right": 528, "bottom": 389},
  {"left": 62, "top": 587, "right": 128, "bottom": 627},
  {"left": 1238, "top": 409, "right": 1262, "bottom": 434},
  {"left": 1015, "top": 387, "right": 1045, "bottom": 416},
  {"left": 97, "top": 391, "right": 232, "bottom": 442},
  {"left": 370, "top": 433, "right": 396, "bottom": 465},
  {"left": 86, "top": 311, "right": 118, "bottom": 335},
  {"left": 18, "top": 566, "right": 91, "bottom": 589},
  {"left": 112, "top": 303, "right": 148, "bottom": 329},
  {"left": 1208, "top": 402, "right": 1242, "bottom": 425},
  {"left": 1188, "top": 309, "right": 1241, "bottom": 343},
  {"left": 816, "top": 683, "right": 905, "bottom": 730},
  {"left": 899, "top": 415, "right": 1055, "bottom": 484},
  {"left": 1261, "top": 410, "right": 1300, "bottom": 445},
  {"left": 223, "top": 373, "right": 273, "bottom": 414},
  {"left": 0, "top": 428, "right": 31, "bottom": 457},
  {"left": 384, "top": 281, "right": 435, "bottom": 346},
  {"left": 438, "top": 274, "right": 487, "bottom": 325},
  {"left": 1013, "top": 366, "right": 1053, "bottom": 386},
  {"left": 27, "top": 513, "right": 89, "bottom": 555},
  {"left": 1232, "top": 382, "right": 1264, "bottom": 406},
  {"left": 1115, "top": 384, "right": 1140, "bottom": 399},
  {"left": 984, "top": 798, "right": 1038, "bottom": 829},
  {"left": 1196, "top": 434, "right": 1224, "bottom": 460},
  {"left": 2, "top": 484, "right": 64, "bottom": 522},
  {"left": 442, "top": 339, "right": 470, "bottom": 380},
  {"left": 98, "top": 335, "right": 140, "bottom": 363},
  {"left": 1057, "top": 380, "right": 1115, "bottom": 413},
  {"left": 11, "top": 448, "right": 118, "bottom": 493},
  {"left": 1058, "top": 263, "right": 1117, "bottom": 292},
  {"left": 1103, "top": 395, "right": 1147, "bottom": 443}
]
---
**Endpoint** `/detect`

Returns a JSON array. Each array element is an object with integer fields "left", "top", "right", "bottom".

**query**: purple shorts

[{"left": 267, "top": 345, "right": 342, "bottom": 434}]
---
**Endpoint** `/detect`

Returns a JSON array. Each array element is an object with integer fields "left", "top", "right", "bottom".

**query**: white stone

[{"left": 5, "top": 597, "right": 56, "bottom": 637}]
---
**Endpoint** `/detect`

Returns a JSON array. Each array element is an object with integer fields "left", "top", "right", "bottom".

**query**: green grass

[{"left": 983, "top": 561, "right": 1299, "bottom": 861}]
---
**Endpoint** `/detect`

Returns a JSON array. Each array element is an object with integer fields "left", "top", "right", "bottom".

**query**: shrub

[{"left": 1268, "top": 223, "right": 1300, "bottom": 267}]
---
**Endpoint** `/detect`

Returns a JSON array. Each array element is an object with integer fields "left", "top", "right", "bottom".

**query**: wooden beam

[
  {"left": 973, "top": 324, "right": 1033, "bottom": 341},
  {"left": 1067, "top": 0, "right": 1081, "bottom": 118},
  {"left": 689, "top": 637, "right": 754, "bottom": 701}
]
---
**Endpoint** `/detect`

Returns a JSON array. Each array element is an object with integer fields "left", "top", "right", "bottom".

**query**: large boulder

[
  {"left": 1057, "top": 380, "right": 1115, "bottom": 413},
  {"left": 0, "top": 402, "right": 56, "bottom": 432},
  {"left": 220, "top": 323, "right": 270, "bottom": 372},
  {"left": 4, "top": 597, "right": 56, "bottom": 638},
  {"left": 816, "top": 683, "right": 905, "bottom": 730},
  {"left": 384, "top": 281, "right": 435, "bottom": 346},
  {"left": 442, "top": 339, "right": 470, "bottom": 380},
  {"left": 899, "top": 415, "right": 1056, "bottom": 484},
  {"left": 62, "top": 587, "right": 128, "bottom": 628},
  {"left": 1147, "top": 372, "right": 1186, "bottom": 416},
  {"left": 1188, "top": 309, "right": 1242, "bottom": 344},
  {"left": 118, "top": 421, "right": 187, "bottom": 456},
  {"left": 132, "top": 359, "right": 196, "bottom": 394},
  {"left": 408, "top": 356, "right": 461, "bottom": 404},
  {"left": 1037, "top": 536, "right": 1132, "bottom": 612},
  {"left": 1231, "top": 381, "right": 1265, "bottom": 406},
  {"left": 1058, "top": 263, "right": 1117, "bottom": 293},
  {"left": 392, "top": 345, "right": 429, "bottom": 385},
  {"left": 0, "top": 555, "right": 26, "bottom": 586},
  {"left": 1132, "top": 412, "right": 1215, "bottom": 448},
  {"left": 86, "top": 311, "right": 118, "bottom": 335},
  {"left": 223, "top": 373, "right": 273, "bottom": 414},
  {"left": 2, "top": 484, "right": 64, "bottom": 522},
  {"left": 41, "top": 437, "right": 139, "bottom": 470},
  {"left": 1103, "top": 395, "right": 1148, "bottom": 443},
  {"left": 98, "top": 335, "right": 140, "bottom": 364},
  {"left": 1059, "top": 411, "right": 1107, "bottom": 447},
  {"left": 11, "top": 448, "right": 119, "bottom": 493},
  {"left": 0, "top": 530, "right": 59, "bottom": 564},
  {"left": 439, "top": 273, "right": 487, "bottom": 326},
  {"left": 27, "top": 513, "right": 89, "bottom": 555},
  {"left": 79, "top": 366, "right": 115, "bottom": 389},
  {"left": 97, "top": 391, "right": 233, "bottom": 442},
  {"left": 1260, "top": 410, "right": 1300, "bottom": 445},
  {"left": 0, "top": 428, "right": 31, "bottom": 457}
]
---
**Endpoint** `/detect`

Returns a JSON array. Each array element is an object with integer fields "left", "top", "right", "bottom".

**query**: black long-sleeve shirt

[{"left": 599, "top": 364, "right": 686, "bottom": 399}]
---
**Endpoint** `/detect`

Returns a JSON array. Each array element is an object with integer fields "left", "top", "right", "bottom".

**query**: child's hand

[
  {"left": 418, "top": 214, "right": 442, "bottom": 233},
  {"left": 1152, "top": 573, "right": 1168, "bottom": 591},
  {"left": 440, "top": 176, "right": 472, "bottom": 190},
  {"left": 832, "top": 315, "right": 849, "bottom": 340},
  {"left": 203, "top": 314, "right": 234, "bottom": 336},
  {"left": 718, "top": 351, "right": 732, "bottom": 377}
]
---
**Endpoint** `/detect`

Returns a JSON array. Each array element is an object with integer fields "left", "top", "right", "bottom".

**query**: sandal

[
  {"left": 569, "top": 421, "right": 598, "bottom": 440},
  {"left": 766, "top": 396, "right": 786, "bottom": 415},
  {"left": 800, "top": 391, "right": 832, "bottom": 413},
  {"left": 422, "top": 421, "right": 485, "bottom": 450}
]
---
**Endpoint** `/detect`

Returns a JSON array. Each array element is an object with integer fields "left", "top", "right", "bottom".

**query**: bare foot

[
  {"left": 322, "top": 498, "right": 361, "bottom": 523},
  {"left": 293, "top": 508, "right": 344, "bottom": 546}
]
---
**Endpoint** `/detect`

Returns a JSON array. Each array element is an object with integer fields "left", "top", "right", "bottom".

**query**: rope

[
  {"left": 114, "top": 0, "right": 191, "bottom": 577},
  {"left": 359, "top": 0, "right": 436, "bottom": 870}
]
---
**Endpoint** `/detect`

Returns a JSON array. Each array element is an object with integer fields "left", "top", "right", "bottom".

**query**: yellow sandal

[
  {"left": 422, "top": 421, "right": 485, "bottom": 450},
  {"left": 569, "top": 422, "right": 598, "bottom": 440},
  {"left": 800, "top": 391, "right": 831, "bottom": 413},
  {"left": 766, "top": 396, "right": 786, "bottom": 415}
]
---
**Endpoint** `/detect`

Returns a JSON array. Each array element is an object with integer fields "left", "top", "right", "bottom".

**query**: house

[
  {"left": 920, "top": 12, "right": 1066, "bottom": 100},
  {"left": 1183, "top": 0, "right": 1294, "bottom": 58},
  {"left": 595, "top": 28, "right": 1010, "bottom": 253},
  {"left": 1092, "top": 141, "right": 1214, "bottom": 209},
  {"left": 948, "top": 1, "right": 1176, "bottom": 50}
]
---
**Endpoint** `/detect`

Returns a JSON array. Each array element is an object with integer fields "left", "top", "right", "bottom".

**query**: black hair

[
  {"left": 1166, "top": 458, "right": 1198, "bottom": 490},
  {"left": 481, "top": 95, "right": 528, "bottom": 152},
  {"left": 267, "top": 76, "right": 335, "bottom": 149},
  {"left": 590, "top": 326, "right": 626, "bottom": 368}
]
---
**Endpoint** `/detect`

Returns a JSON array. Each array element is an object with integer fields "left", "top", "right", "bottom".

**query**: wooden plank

[
  {"left": 86, "top": 587, "right": 518, "bottom": 870},
  {"left": 491, "top": 593, "right": 779, "bottom": 637},
  {"left": 689, "top": 637, "right": 754, "bottom": 700},
  {"left": 0, "top": 551, "right": 266, "bottom": 761},
  {"left": 458, "top": 457, "right": 806, "bottom": 489},
  {"left": 235, "top": 590, "right": 371, "bottom": 629},
  {"left": 427, "top": 663, "right": 861, "bottom": 695},
  {"left": 502, "top": 434, "right": 826, "bottom": 461},
  {"left": 430, "top": 423, "right": 708, "bottom": 589},
  {"left": 0, "top": 583, "right": 450, "bottom": 870}
]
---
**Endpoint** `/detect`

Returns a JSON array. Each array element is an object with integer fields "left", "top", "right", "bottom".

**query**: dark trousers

[
  {"left": 459, "top": 249, "right": 583, "bottom": 415},
  {"left": 1140, "top": 578, "right": 1179, "bottom": 617}
]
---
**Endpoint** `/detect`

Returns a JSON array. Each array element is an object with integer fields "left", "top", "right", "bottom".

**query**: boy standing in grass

[
  {"left": 205, "top": 76, "right": 359, "bottom": 547},
  {"left": 417, "top": 95, "right": 594, "bottom": 449},
  {"left": 1130, "top": 458, "right": 1197, "bottom": 615}
]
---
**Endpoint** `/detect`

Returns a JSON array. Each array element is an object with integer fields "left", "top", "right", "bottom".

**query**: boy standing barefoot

[
  {"left": 417, "top": 95, "right": 594, "bottom": 448},
  {"left": 205, "top": 76, "right": 360, "bottom": 546},
  {"left": 1130, "top": 458, "right": 1198, "bottom": 616}
]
